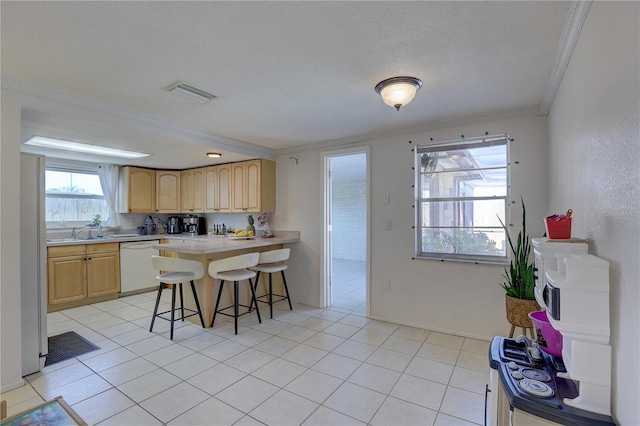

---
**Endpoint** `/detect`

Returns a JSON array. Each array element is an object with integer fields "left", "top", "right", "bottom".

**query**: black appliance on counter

[
  {"left": 183, "top": 215, "right": 206, "bottom": 236},
  {"left": 486, "top": 336, "right": 615, "bottom": 426},
  {"left": 167, "top": 216, "right": 183, "bottom": 234}
]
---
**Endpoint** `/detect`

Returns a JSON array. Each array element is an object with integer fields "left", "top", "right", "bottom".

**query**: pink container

[{"left": 529, "top": 310, "right": 563, "bottom": 357}]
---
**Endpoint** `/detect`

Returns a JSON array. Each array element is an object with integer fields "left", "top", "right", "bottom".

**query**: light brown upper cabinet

[
  {"left": 205, "top": 164, "right": 232, "bottom": 213},
  {"left": 181, "top": 167, "right": 205, "bottom": 213},
  {"left": 231, "top": 159, "right": 276, "bottom": 213},
  {"left": 118, "top": 166, "right": 156, "bottom": 213},
  {"left": 156, "top": 170, "right": 181, "bottom": 213}
]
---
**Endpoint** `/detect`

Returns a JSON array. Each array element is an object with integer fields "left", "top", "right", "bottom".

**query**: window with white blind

[
  {"left": 415, "top": 134, "right": 509, "bottom": 263},
  {"left": 45, "top": 164, "right": 109, "bottom": 228}
]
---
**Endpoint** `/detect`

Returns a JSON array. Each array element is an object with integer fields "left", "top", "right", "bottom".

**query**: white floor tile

[
  {"left": 311, "top": 353, "right": 362, "bottom": 380},
  {"left": 277, "top": 325, "right": 318, "bottom": 343},
  {"left": 456, "top": 351, "right": 489, "bottom": 373},
  {"left": 284, "top": 369, "right": 342, "bottom": 403},
  {"left": 140, "top": 381, "right": 209, "bottom": 423},
  {"left": 323, "top": 382, "right": 386, "bottom": 423},
  {"left": 178, "top": 330, "right": 226, "bottom": 351},
  {"left": 187, "top": 363, "right": 247, "bottom": 395},
  {"left": 462, "top": 338, "right": 490, "bottom": 355},
  {"left": 347, "top": 363, "right": 401, "bottom": 394},
  {"left": 162, "top": 352, "right": 219, "bottom": 380},
  {"left": 224, "top": 348, "right": 275, "bottom": 373},
  {"left": 393, "top": 325, "right": 431, "bottom": 342},
  {"left": 125, "top": 335, "right": 173, "bottom": 356},
  {"left": 230, "top": 329, "right": 273, "bottom": 347},
  {"left": 143, "top": 343, "right": 195, "bottom": 367},
  {"left": 41, "top": 373, "right": 112, "bottom": 405},
  {"left": 250, "top": 389, "right": 319, "bottom": 426},
  {"left": 322, "top": 322, "right": 360, "bottom": 339},
  {"left": 27, "top": 362, "right": 94, "bottom": 394},
  {"left": 449, "top": 366, "right": 489, "bottom": 395},
  {"left": 97, "top": 405, "right": 163, "bottom": 425},
  {"left": 216, "top": 376, "right": 279, "bottom": 413},
  {"left": 434, "top": 412, "right": 479, "bottom": 426},
  {"left": 370, "top": 396, "right": 438, "bottom": 426},
  {"left": 281, "top": 344, "right": 329, "bottom": 367},
  {"left": 200, "top": 339, "right": 250, "bottom": 362},
  {"left": 251, "top": 358, "right": 307, "bottom": 388},
  {"left": 365, "top": 347, "right": 413, "bottom": 372},
  {"left": 117, "top": 369, "right": 182, "bottom": 403},
  {"left": 332, "top": 340, "right": 377, "bottom": 361},
  {"left": 71, "top": 388, "right": 135, "bottom": 425},
  {"left": 298, "top": 316, "right": 335, "bottom": 331},
  {"left": 438, "top": 386, "right": 485, "bottom": 424},
  {"left": 167, "top": 397, "right": 244, "bottom": 426},
  {"left": 426, "top": 332, "right": 465, "bottom": 350},
  {"left": 416, "top": 343, "right": 461, "bottom": 365},
  {"left": 303, "top": 332, "right": 345, "bottom": 351},
  {"left": 81, "top": 347, "right": 139, "bottom": 372},
  {"left": 364, "top": 320, "right": 400, "bottom": 334},
  {"left": 405, "top": 356, "right": 455, "bottom": 385},
  {"left": 98, "top": 357, "right": 159, "bottom": 386},
  {"left": 302, "top": 406, "right": 366, "bottom": 426},
  {"left": 381, "top": 335, "right": 423, "bottom": 356},
  {"left": 350, "top": 329, "right": 390, "bottom": 347},
  {"left": 253, "top": 335, "right": 299, "bottom": 357},
  {"left": 390, "top": 374, "right": 447, "bottom": 411}
]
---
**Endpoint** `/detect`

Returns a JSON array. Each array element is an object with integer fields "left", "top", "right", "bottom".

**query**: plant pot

[{"left": 505, "top": 295, "right": 540, "bottom": 328}]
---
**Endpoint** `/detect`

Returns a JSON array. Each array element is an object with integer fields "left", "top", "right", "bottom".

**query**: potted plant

[{"left": 499, "top": 196, "right": 539, "bottom": 336}]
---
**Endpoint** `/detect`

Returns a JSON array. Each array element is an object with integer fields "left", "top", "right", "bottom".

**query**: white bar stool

[
  {"left": 209, "top": 252, "right": 261, "bottom": 335},
  {"left": 249, "top": 248, "right": 292, "bottom": 319},
  {"left": 149, "top": 255, "right": 205, "bottom": 340}
]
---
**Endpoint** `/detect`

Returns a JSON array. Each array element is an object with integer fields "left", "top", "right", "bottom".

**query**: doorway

[{"left": 323, "top": 148, "right": 369, "bottom": 315}]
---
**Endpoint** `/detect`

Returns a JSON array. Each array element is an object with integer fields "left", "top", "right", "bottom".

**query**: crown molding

[
  {"left": 1, "top": 76, "right": 273, "bottom": 159},
  {"left": 539, "top": 1, "right": 592, "bottom": 115},
  {"left": 275, "top": 106, "right": 540, "bottom": 156}
]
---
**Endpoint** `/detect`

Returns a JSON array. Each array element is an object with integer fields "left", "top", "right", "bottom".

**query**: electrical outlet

[
  {"left": 386, "top": 220, "right": 392, "bottom": 230},
  {"left": 383, "top": 194, "right": 391, "bottom": 204}
]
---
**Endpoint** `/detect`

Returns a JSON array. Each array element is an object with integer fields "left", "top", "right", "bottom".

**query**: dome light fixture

[
  {"left": 206, "top": 152, "right": 222, "bottom": 158},
  {"left": 375, "top": 76, "right": 423, "bottom": 111}
]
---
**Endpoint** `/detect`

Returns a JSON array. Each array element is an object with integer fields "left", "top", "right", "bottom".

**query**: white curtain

[{"left": 97, "top": 164, "right": 120, "bottom": 228}]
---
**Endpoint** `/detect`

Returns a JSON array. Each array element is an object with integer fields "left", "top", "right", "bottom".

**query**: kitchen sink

[{"left": 47, "top": 237, "right": 86, "bottom": 242}]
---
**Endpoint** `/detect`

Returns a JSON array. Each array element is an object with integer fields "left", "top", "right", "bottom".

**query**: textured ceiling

[{"left": 1, "top": 1, "right": 570, "bottom": 168}]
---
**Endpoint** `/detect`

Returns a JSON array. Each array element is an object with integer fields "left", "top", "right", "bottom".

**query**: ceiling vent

[{"left": 164, "top": 81, "right": 216, "bottom": 103}]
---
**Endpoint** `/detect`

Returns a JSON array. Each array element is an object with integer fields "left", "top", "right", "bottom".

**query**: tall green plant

[{"left": 499, "top": 196, "right": 535, "bottom": 300}]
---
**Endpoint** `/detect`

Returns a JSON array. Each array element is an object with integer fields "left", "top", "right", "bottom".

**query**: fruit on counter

[
  {"left": 246, "top": 214, "right": 256, "bottom": 234},
  {"left": 233, "top": 228, "right": 254, "bottom": 237}
]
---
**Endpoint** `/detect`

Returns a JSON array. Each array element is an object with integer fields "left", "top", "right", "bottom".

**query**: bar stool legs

[
  {"left": 211, "top": 279, "right": 261, "bottom": 335},
  {"left": 150, "top": 280, "right": 205, "bottom": 340},
  {"left": 254, "top": 270, "right": 293, "bottom": 319}
]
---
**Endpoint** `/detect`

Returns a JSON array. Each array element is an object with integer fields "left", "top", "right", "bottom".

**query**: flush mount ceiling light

[
  {"left": 164, "top": 81, "right": 216, "bottom": 103},
  {"left": 24, "top": 136, "right": 150, "bottom": 159},
  {"left": 375, "top": 76, "right": 423, "bottom": 111},
  {"left": 206, "top": 152, "right": 222, "bottom": 158}
]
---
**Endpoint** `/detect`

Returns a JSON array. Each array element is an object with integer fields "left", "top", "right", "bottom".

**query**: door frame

[{"left": 321, "top": 146, "right": 370, "bottom": 315}]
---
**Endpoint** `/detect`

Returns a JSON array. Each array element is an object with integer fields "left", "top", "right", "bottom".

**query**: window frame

[
  {"left": 414, "top": 134, "right": 509, "bottom": 264},
  {"left": 45, "top": 163, "right": 108, "bottom": 229}
]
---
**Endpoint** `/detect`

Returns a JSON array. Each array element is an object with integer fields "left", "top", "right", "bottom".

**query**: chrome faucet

[{"left": 70, "top": 226, "right": 95, "bottom": 239}]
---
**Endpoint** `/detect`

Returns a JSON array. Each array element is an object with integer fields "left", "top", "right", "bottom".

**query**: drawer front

[
  {"left": 87, "top": 242, "right": 119, "bottom": 254},
  {"left": 48, "top": 245, "right": 86, "bottom": 257}
]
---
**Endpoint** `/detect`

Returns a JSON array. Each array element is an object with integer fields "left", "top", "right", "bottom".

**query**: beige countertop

[
  {"left": 152, "top": 231, "right": 299, "bottom": 254},
  {"left": 46, "top": 233, "right": 214, "bottom": 246}
]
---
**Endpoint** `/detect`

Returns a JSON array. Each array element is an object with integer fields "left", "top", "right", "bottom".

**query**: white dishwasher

[{"left": 120, "top": 240, "right": 160, "bottom": 295}]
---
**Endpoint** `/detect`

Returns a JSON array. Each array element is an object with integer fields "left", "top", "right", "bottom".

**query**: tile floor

[{"left": 2, "top": 264, "right": 489, "bottom": 425}]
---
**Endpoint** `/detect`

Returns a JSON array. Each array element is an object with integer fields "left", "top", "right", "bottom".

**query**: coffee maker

[
  {"left": 166, "top": 216, "right": 183, "bottom": 234},
  {"left": 183, "top": 214, "right": 206, "bottom": 236}
]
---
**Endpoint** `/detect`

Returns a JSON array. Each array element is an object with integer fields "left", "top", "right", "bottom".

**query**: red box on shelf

[{"left": 545, "top": 217, "right": 572, "bottom": 239}]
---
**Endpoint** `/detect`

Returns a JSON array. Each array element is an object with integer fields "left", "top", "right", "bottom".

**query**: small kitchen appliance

[
  {"left": 183, "top": 214, "right": 206, "bottom": 236},
  {"left": 167, "top": 216, "right": 183, "bottom": 234},
  {"left": 531, "top": 237, "right": 587, "bottom": 309},
  {"left": 486, "top": 252, "right": 614, "bottom": 425}
]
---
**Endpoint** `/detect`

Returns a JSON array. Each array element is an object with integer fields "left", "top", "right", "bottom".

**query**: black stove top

[{"left": 489, "top": 337, "right": 615, "bottom": 425}]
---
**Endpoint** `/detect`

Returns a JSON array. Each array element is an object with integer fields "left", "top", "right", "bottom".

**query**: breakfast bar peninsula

[{"left": 152, "top": 231, "right": 299, "bottom": 328}]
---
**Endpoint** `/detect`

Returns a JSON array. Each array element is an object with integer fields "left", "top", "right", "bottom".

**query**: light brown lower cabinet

[{"left": 47, "top": 242, "right": 120, "bottom": 312}]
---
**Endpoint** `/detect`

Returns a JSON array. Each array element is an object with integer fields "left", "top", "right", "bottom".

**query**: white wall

[
  {"left": 274, "top": 114, "right": 549, "bottom": 339},
  {"left": 547, "top": 2, "right": 639, "bottom": 423},
  {"left": 1, "top": 89, "right": 26, "bottom": 391}
]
